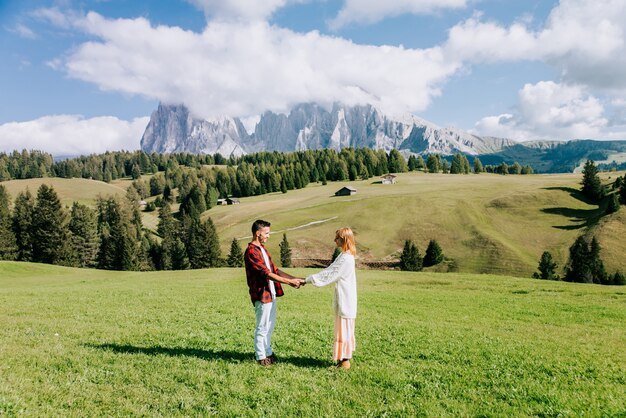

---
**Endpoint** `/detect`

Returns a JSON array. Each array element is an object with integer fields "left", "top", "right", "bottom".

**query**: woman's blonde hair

[{"left": 336, "top": 227, "right": 356, "bottom": 256}]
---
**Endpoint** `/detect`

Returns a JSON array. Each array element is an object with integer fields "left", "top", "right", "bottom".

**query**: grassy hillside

[
  {"left": 2, "top": 171, "right": 623, "bottom": 277},
  {"left": 1, "top": 262, "right": 624, "bottom": 416},
  {"left": 206, "top": 171, "right": 625, "bottom": 277},
  {"left": 1, "top": 177, "right": 126, "bottom": 207}
]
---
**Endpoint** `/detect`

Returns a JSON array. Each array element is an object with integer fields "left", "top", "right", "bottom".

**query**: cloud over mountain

[{"left": 56, "top": 12, "right": 460, "bottom": 122}]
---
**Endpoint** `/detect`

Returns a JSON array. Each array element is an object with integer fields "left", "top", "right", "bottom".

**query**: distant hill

[
  {"left": 140, "top": 102, "right": 626, "bottom": 173},
  {"left": 1, "top": 177, "right": 127, "bottom": 207},
  {"left": 205, "top": 171, "right": 625, "bottom": 277}
]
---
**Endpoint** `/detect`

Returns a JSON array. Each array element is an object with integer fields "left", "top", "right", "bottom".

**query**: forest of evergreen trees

[
  {"left": 1, "top": 148, "right": 533, "bottom": 195},
  {"left": 0, "top": 182, "right": 230, "bottom": 271}
]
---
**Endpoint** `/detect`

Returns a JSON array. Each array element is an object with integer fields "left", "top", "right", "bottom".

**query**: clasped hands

[{"left": 289, "top": 278, "right": 306, "bottom": 289}]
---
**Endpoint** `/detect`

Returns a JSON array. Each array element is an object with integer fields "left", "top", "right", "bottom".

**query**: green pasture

[
  {"left": 206, "top": 171, "right": 624, "bottom": 276},
  {"left": 1, "top": 262, "right": 624, "bottom": 416},
  {"left": 1, "top": 177, "right": 126, "bottom": 207}
]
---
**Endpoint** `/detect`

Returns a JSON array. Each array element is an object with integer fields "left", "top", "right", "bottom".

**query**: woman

[{"left": 305, "top": 227, "right": 357, "bottom": 369}]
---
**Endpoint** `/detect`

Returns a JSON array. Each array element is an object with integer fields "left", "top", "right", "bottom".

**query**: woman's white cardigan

[{"left": 305, "top": 252, "right": 357, "bottom": 319}]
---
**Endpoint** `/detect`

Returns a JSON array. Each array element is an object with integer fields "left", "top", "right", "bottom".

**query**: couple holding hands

[{"left": 244, "top": 220, "right": 357, "bottom": 369}]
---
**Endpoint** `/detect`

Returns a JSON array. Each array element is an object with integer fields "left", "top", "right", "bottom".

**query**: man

[{"left": 244, "top": 219, "right": 304, "bottom": 366}]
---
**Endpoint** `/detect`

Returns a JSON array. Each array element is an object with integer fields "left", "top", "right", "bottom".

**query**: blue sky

[{"left": 1, "top": 0, "right": 626, "bottom": 154}]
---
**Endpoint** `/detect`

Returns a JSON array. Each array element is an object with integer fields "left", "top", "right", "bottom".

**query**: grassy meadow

[
  {"left": 1, "top": 262, "right": 625, "bottom": 416},
  {"left": 3, "top": 170, "right": 625, "bottom": 276},
  {"left": 204, "top": 171, "right": 625, "bottom": 276},
  {"left": 1, "top": 177, "right": 126, "bottom": 207}
]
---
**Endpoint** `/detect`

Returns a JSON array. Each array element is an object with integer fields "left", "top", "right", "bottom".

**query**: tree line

[
  {"left": 0, "top": 183, "right": 248, "bottom": 271},
  {"left": 2, "top": 149, "right": 534, "bottom": 191}
]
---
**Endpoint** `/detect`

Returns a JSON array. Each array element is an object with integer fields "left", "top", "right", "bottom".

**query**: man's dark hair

[{"left": 251, "top": 219, "right": 271, "bottom": 236}]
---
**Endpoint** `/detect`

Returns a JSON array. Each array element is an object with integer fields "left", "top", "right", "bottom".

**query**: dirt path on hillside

[{"left": 238, "top": 216, "right": 338, "bottom": 240}]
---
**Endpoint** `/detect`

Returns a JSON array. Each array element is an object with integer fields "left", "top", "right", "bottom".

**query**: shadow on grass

[
  {"left": 540, "top": 207, "right": 599, "bottom": 230},
  {"left": 541, "top": 187, "right": 607, "bottom": 230},
  {"left": 86, "top": 343, "right": 329, "bottom": 368}
]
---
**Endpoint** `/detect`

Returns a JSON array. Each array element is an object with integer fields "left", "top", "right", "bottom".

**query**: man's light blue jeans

[{"left": 254, "top": 299, "right": 277, "bottom": 360}]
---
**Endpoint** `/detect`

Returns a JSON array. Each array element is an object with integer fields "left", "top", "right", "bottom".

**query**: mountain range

[{"left": 140, "top": 103, "right": 626, "bottom": 173}]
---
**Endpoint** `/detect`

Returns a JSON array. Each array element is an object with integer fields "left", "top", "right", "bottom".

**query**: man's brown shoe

[
  {"left": 268, "top": 354, "right": 277, "bottom": 364},
  {"left": 257, "top": 358, "right": 272, "bottom": 367}
]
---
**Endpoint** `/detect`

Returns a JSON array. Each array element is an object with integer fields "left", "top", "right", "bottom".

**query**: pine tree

[
  {"left": 533, "top": 251, "right": 559, "bottom": 280},
  {"left": 473, "top": 157, "right": 484, "bottom": 173},
  {"left": 399, "top": 240, "right": 422, "bottom": 271},
  {"left": 227, "top": 238, "right": 244, "bottom": 267},
  {"left": 387, "top": 149, "right": 407, "bottom": 173},
  {"left": 96, "top": 196, "right": 140, "bottom": 271},
  {"left": 137, "top": 235, "right": 154, "bottom": 271},
  {"left": 67, "top": 203, "right": 99, "bottom": 268},
  {"left": 441, "top": 159, "right": 450, "bottom": 174},
  {"left": 426, "top": 154, "right": 439, "bottom": 173},
  {"left": 564, "top": 236, "right": 608, "bottom": 284},
  {"left": 280, "top": 233, "right": 292, "bottom": 268},
  {"left": 581, "top": 160, "right": 604, "bottom": 202},
  {"left": 620, "top": 181, "right": 626, "bottom": 204},
  {"left": 416, "top": 156, "right": 425, "bottom": 171},
  {"left": 149, "top": 174, "right": 166, "bottom": 196},
  {"left": 125, "top": 186, "right": 143, "bottom": 240},
  {"left": 171, "top": 237, "right": 190, "bottom": 270},
  {"left": 510, "top": 161, "right": 522, "bottom": 175},
  {"left": 0, "top": 185, "right": 17, "bottom": 260},
  {"left": 612, "top": 271, "right": 625, "bottom": 286},
  {"left": 589, "top": 237, "right": 608, "bottom": 284},
  {"left": 163, "top": 184, "right": 173, "bottom": 202},
  {"left": 564, "top": 236, "right": 592, "bottom": 283},
  {"left": 157, "top": 202, "right": 176, "bottom": 238},
  {"left": 31, "top": 184, "right": 68, "bottom": 264},
  {"left": 423, "top": 239, "right": 444, "bottom": 267},
  {"left": 157, "top": 202, "right": 179, "bottom": 270},
  {"left": 183, "top": 214, "right": 221, "bottom": 268},
  {"left": 11, "top": 189, "right": 34, "bottom": 261},
  {"left": 606, "top": 193, "right": 620, "bottom": 215},
  {"left": 460, "top": 155, "right": 470, "bottom": 174},
  {"left": 131, "top": 163, "right": 141, "bottom": 180},
  {"left": 450, "top": 154, "right": 463, "bottom": 174}
]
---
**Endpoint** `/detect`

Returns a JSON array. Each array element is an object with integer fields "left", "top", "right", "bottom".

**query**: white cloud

[
  {"left": 56, "top": 12, "right": 460, "bottom": 121},
  {"left": 0, "top": 115, "right": 149, "bottom": 155},
  {"left": 184, "top": 0, "right": 296, "bottom": 21},
  {"left": 444, "top": 0, "right": 626, "bottom": 92},
  {"left": 472, "top": 81, "right": 620, "bottom": 141},
  {"left": 329, "top": 0, "right": 467, "bottom": 29},
  {"left": 8, "top": 23, "right": 37, "bottom": 39},
  {"left": 31, "top": 7, "right": 76, "bottom": 29}
]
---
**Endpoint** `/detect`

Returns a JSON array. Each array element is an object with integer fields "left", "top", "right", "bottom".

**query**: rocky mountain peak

[{"left": 140, "top": 102, "right": 520, "bottom": 157}]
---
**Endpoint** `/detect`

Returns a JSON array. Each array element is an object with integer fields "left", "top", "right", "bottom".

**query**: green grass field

[{"left": 1, "top": 262, "right": 624, "bottom": 416}]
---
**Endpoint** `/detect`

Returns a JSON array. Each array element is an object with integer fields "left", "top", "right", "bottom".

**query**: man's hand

[{"left": 290, "top": 278, "right": 305, "bottom": 288}]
